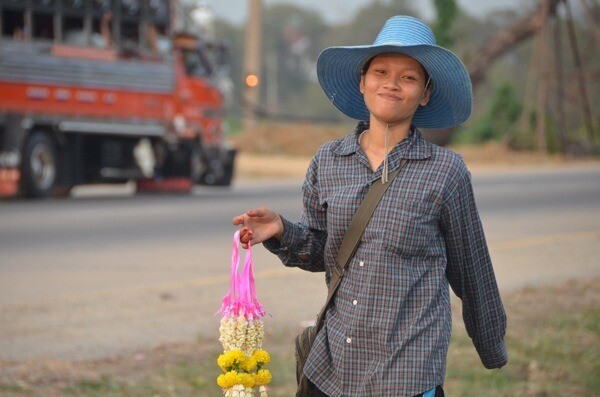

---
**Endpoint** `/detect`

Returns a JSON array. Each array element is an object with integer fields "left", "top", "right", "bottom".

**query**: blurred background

[
  {"left": 0, "top": 0, "right": 598, "bottom": 396},
  {"left": 209, "top": 0, "right": 598, "bottom": 155}
]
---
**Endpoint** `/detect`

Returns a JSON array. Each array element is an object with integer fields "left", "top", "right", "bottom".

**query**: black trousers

[{"left": 314, "top": 385, "right": 444, "bottom": 397}]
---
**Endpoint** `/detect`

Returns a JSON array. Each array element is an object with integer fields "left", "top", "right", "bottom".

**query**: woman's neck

[{"left": 364, "top": 117, "right": 412, "bottom": 153}]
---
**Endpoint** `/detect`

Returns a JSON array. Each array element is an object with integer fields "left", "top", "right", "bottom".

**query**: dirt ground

[
  {"left": 1, "top": 278, "right": 597, "bottom": 396},
  {"left": 232, "top": 123, "right": 599, "bottom": 179}
]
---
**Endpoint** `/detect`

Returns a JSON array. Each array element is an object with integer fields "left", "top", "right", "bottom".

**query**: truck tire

[
  {"left": 189, "top": 144, "right": 205, "bottom": 184},
  {"left": 211, "top": 161, "right": 234, "bottom": 186},
  {"left": 204, "top": 148, "right": 236, "bottom": 187},
  {"left": 21, "top": 132, "right": 58, "bottom": 198}
]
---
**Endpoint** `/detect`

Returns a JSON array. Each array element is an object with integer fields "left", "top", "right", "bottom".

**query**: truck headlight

[
  {"left": 173, "top": 114, "right": 186, "bottom": 135},
  {"left": 0, "top": 151, "right": 21, "bottom": 168}
]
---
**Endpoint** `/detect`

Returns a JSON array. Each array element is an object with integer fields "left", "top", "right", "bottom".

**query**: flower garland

[{"left": 217, "top": 231, "right": 272, "bottom": 397}]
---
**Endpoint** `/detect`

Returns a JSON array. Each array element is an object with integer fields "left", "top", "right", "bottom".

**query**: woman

[{"left": 233, "top": 15, "right": 507, "bottom": 397}]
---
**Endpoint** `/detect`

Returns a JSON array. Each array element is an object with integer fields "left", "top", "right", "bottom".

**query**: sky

[{"left": 202, "top": 0, "right": 529, "bottom": 26}]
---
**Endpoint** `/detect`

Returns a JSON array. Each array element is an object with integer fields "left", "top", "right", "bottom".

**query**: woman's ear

[
  {"left": 359, "top": 75, "right": 365, "bottom": 95},
  {"left": 420, "top": 84, "right": 432, "bottom": 106}
]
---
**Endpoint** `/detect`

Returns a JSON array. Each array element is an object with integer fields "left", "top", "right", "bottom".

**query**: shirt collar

[{"left": 331, "top": 121, "right": 432, "bottom": 160}]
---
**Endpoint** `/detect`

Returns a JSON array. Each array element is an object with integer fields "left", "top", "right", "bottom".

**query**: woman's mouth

[{"left": 378, "top": 93, "right": 402, "bottom": 101}]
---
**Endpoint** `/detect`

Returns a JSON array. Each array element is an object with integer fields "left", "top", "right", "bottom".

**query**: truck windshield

[{"left": 182, "top": 49, "right": 212, "bottom": 78}]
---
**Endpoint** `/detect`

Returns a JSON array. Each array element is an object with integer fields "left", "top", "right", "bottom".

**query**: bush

[{"left": 456, "top": 83, "right": 522, "bottom": 144}]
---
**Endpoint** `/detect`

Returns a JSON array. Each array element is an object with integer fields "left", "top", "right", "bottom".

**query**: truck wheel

[
  {"left": 204, "top": 148, "right": 236, "bottom": 187},
  {"left": 189, "top": 145, "right": 205, "bottom": 184},
  {"left": 211, "top": 162, "right": 234, "bottom": 186},
  {"left": 21, "top": 132, "right": 58, "bottom": 198}
]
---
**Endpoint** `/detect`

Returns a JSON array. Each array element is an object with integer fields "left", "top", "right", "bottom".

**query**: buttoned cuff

[{"left": 475, "top": 338, "right": 508, "bottom": 369}]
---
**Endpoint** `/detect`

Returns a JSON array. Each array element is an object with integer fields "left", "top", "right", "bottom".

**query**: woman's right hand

[{"left": 232, "top": 208, "right": 284, "bottom": 249}]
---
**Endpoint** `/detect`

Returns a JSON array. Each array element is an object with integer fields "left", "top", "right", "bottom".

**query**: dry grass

[{"left": 232, "top": 122, "right": 599, "bottom": 179}]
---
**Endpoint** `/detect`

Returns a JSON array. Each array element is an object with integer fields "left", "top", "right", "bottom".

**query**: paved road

[{"left": 0, "top": 165, "right": 599, "bottom": 361}]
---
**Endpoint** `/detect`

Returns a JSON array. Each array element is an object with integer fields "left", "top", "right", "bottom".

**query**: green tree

[
  {"left": 433, "top": 0, "right": 458, "bottom": 48},
  {"left": 457, "top": 83, "right": 522, "bottom": 143}
]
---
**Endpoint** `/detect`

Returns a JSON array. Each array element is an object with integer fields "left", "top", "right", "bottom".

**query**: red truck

[{"left": 0, "top": 0, "right": 236, "bottom": 198}]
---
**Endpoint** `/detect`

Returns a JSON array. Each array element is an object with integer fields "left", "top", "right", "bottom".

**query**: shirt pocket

[
  {"left": 324, "top": 183, "right": 364, "bottom": 238},
  {"left": 381, "top": 199, "right": 440, "bottom": 259}
]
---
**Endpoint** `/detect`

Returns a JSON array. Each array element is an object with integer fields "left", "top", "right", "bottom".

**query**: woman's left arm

[{"left": 441, "top": 165, "right": 508, "bottom": 369}]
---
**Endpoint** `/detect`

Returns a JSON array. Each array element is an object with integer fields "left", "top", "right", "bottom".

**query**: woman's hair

[
  {"left": 359, "top": 57, "right": 375, "bottom": 76},
  {"left": 360, "top": 54, "right": 432, "bottom": 88}
]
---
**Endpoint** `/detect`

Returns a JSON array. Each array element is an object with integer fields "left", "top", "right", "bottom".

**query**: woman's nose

[
  {"left": 383, "top": 81, "right": 400, "bottom": 91},
  {"left": 382, "top": 74, "right": 401, "bottom": 90}
]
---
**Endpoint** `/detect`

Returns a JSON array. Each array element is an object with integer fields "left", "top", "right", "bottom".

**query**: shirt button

[
  {"left": 359, "top": 261, "right": 364, "bottom": 267},
  {"left": 346, "top": 337, "right": 352, "bottom": 344},
  {"left": 352, "top": 300, "right": 358, "bottom": 305}
]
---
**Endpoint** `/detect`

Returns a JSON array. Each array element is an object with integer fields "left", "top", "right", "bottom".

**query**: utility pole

[
  {"left": 535, "top": 0, "right": 550, "bottom": 152},
  {"left": 243, "top": 0, "right": 263, "bottom": 131}
]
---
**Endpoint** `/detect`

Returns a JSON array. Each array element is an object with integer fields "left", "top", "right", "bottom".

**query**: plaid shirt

[{"left": 264, "top": 123, "right": 507, "bottom": 396}]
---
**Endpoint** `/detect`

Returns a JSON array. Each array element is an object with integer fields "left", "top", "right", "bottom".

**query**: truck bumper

[
  {"left": 136, "top": 177, "right": 192, "bottom": 193},
  {"left": 0, "top": 168, "right": 20, "bottom": 197}
]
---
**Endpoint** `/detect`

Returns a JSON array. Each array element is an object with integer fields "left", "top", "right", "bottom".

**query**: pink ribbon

[{"left": 217, "top": 231, "right": 265, "bottom": 319}]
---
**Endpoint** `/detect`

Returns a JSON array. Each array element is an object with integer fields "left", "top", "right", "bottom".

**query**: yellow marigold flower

[
  {"left": 254, "top": 369, "right": 272, "bottom": 386},
  {"left": 217, "top": 370, "right": 241, "bottom": 388},
  {"left": 252, "top": 349, "right": 271, "bottom": 365},
  {"left": 216, "top": 373, "right": 228, "bottom": 388},
  {"left": 229, "top": 349, "right": 246, "bottom": 364},
  {"left": 239, "top": 373, "right": 255, "bottom": 388},
  {"left": 218, "top": 349, "right": 244, "bottom": 371},
  {"left": 217, "top": 353, "right": 231, "bottom": 371},
  {"left": 241, "top": 356, "right": 257, "bottom": 372}
]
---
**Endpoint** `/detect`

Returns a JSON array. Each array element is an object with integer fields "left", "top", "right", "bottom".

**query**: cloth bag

[{"left": 295, "top": 314, "right": 323, "bottom": 396}]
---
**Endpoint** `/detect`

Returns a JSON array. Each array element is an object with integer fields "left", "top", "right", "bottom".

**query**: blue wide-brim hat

[{"left": 317, "top": 15, "right": 472, "bottom": 129}]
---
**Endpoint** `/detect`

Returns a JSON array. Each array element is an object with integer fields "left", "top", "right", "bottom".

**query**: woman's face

[{"left": 359, "top": 53, "right": 430, "bottom": 125}]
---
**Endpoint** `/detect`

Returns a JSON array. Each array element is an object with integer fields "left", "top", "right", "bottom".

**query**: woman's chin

[{"left": 371, "top": 114, "right": 413, "bottom": 126}]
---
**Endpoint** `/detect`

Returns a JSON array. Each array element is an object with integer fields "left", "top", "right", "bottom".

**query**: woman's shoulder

[
  {"left": 303, "top": 132, "right": 353, "bottom": 189},
  {"left": 425, "top": 140, "right": 468, "bottom": 176},
  {"left": 312, "top": 130, "right": 356, "bottom": 161},
  {"left": 413, "top": 142, "right": 471, "bottom": 204}
]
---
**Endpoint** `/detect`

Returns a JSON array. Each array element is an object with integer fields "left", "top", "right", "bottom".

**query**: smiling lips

[{"left": 378, "top": 93, "right": 402, "bottom": 101}]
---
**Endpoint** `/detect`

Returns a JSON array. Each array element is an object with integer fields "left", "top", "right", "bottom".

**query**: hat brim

[{"left": 317, "top": 44, "right": 472, "bottom": 129}]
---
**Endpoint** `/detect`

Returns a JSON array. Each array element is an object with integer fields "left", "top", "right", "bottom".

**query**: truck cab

[{"left": 0, "top": 0, "right": 235, "bottom": 198}]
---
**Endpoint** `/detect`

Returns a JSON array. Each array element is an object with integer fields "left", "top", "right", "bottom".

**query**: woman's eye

[
  {"left": 404, "top": 75, "right": 417, "bottom": 81},
  {"left": 373, "top": 69, "right": 385, "bottom": 74}
]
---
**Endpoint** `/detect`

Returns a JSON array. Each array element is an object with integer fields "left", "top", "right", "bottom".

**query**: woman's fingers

[
  {"left": 240, "top": 228, "right": 252, "bottom": 242},
  {"left": 233, "top": 208, "right": 264, "bottom": 225},
  {"left": 241, "top": 231, "right": 253, "bottom": 249},
  {"left": 246, "top": 208, "right": 258, "bottom": 217},
  {"left": 248, "top": 207, "right": 271, "bottom": 218},
  {"left": 232, "top": 214, "right": 245, "bottom": 225},
  {"left": 233, "top": 207, "right": 277, "bottom": 250}
]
